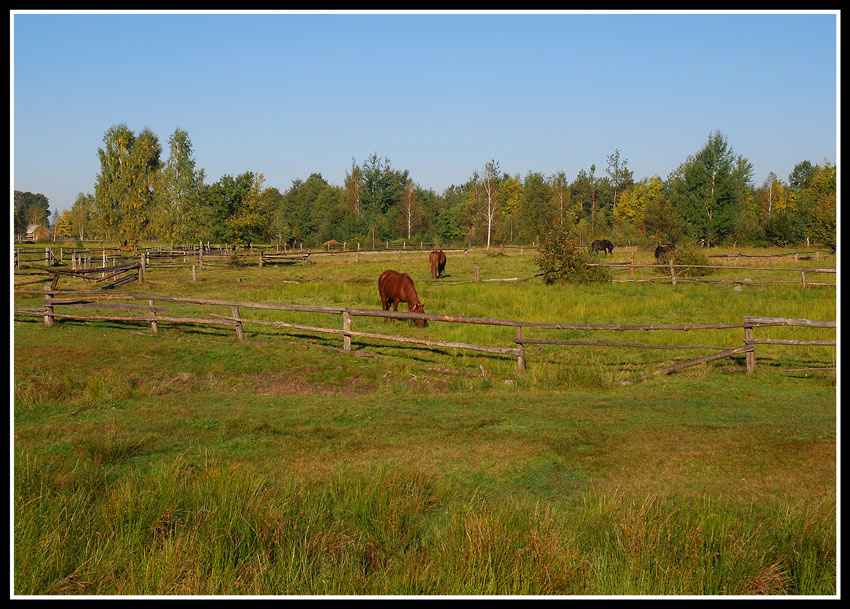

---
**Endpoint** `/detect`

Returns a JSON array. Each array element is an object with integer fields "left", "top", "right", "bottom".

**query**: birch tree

[
  {"left": 400, "top": 178, "right": 421, "bottom": 240},
  {"left": 549, "top": 171, "right": 571, "bottom": 221},
  {"left": 480, "top": 160, "right": 501, "bottom": 249},
  {"left": 154, "top": 128, "right": 205, "bottom": 245}
]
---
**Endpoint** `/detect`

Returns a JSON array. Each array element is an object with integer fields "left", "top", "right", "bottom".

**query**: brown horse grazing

[
  {"left": 654, "top": 245, "right": 676, "bottom": 259},
  {"left": 429, "top": 249, "right": 447, "bottom": 278},
  {"left": 378, "top": 270, "right": 426, "bottom": 327}
]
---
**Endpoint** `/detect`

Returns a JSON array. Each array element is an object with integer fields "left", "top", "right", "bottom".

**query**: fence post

[
  {"left": 149, "top": 299, "right": 158, "bottom": 334},
  {"left": 232, "top": 306, "right": 244, "bottom": 341},
  {"left": 801, "top": 270, "right": 807, "bottom": 288},
  {"left": 140, "top": 252, "right": 146, "bottom": 283},
  {"left": 192, "top": 265, "right": 197, "bottom": 282},
  {"left": 745, "top": 324, "right": 755, "bottom": 373},
  {"left": 475, "top": 266, "right": 480, "bottom": 282},
  {"left": 669, "top": 259, "right": 676, "bottom": 286},
  {"left": 43, "top": 283, "right": 54, "bottom": 327},
  {"left": 343, "top": 310, "right": 351, "bottom": 352},
  {"left": 630, "top": 251, "right": 635, "bottom": 277},
  {"left": 102, "top": 250, "right": 107, "bottom": 278},
  {"left": 355, "top": 251, "right": 360, "bottom": 263},
  {"left": 46, "top": 247, "right": 50, "bottom": 267},
  {"left": 515, "top": 325, "right": 525, "bottom": 371},
  {"left": 259, "top": 251, "right": 264, "bottom": 267}
]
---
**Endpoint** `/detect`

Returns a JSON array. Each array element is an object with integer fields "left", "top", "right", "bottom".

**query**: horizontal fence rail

[
  {"left": 589, "top": 260, "right": 836, "bottom": 288},
  {"left": 13, "top": 288, "right": 837, "bottom": 383},
  {"left": 742, "top": 316, "right": 836, "bottom": 374},
  {"left": 16, "top": 246, "right": 836, "bottom": 291}
]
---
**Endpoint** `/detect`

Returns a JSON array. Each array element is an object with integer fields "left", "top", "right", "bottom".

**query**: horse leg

[
  {"left": 391, "top": 299, "right": 400, "bottom": 323},
  {"left": 380, "top": 290, "right": 390, "bottom": 322}
]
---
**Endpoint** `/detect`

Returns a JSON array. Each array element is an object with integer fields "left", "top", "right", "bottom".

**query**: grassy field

[{"left": 13, "top": 245, "right": 837, "bottom": 595}]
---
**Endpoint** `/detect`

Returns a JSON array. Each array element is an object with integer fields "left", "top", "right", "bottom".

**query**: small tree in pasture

[{"left": 537, "top": 220, "right": 611, "bottom": 284}]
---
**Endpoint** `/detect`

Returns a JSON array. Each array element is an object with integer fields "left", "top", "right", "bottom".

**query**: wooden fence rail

[
  {"left": 591, "top": 262, "right": 836, "bottom": 288},
  {"left": 742, "top": 316, "right": 836, "bottom": 374},
  {"left": 13, "top": 289, "right": 836, "bottom": 383}
]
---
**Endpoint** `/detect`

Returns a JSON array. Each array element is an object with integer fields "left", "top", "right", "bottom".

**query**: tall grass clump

[
  {"left": 537, "top": 221, "right": 612, "bottom": 284},
  {"left": 15, "top": 452, "right": 835, "bottom": 595}
]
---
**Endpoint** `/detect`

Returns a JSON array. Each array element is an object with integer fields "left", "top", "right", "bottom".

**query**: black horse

[
  {"left": 654, "top": 245, "right": 676, "bottom": 259},
  {"left": 590, "top": 239, "right": 614, "bottom": 255}
]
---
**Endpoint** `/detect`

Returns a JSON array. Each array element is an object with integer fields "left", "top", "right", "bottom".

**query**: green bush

[
  {"left": 537, "top": 221, "right": 611, "bottom": 284},
  {"left": 228, "top": 251, "right": 245, "bottom": 267},
  {"left": 654, "top": 240, "right": 713, "bottom": 277}
]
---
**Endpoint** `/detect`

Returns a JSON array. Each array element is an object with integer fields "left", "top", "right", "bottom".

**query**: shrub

[
  {"left": 228, "top": 251, "right": 245, "bottom": 267},
  {"left": 653, "top": 240, "right": 713, "bottom": 277},
  {"left": 537, "top": 221, "right": 611, "bottom": 284}
]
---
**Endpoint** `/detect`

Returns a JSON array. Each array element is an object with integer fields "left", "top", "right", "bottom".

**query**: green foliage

[
  {"left": 667, "top": 131, "right": 753, "bottom": 246},
  {"left": 798, "top": 163, "right": 836, "bottom": 250},
  {"left": 94, "top": 124, "right": 162, "bottom": 245},
  {"left": 14, "top": 190, "right": 50, "bottom": 235},
  {"left": 360, "top": 153, "right": 409, "bottom": 215},
  {"left": 516, "top": 171, "right": 556, "bottom": 243},
  {"left": 763, "top": 210, "right": 805, "bottom": 247},
  {"left": 53, "top": 210, "right": 73, "bottom": 240},
  {"left": 46, "top": 124, "right": 837, "bottom": 251},
  {"left": 149, "top": 128, "right": 206, "bottom": 244},
  {"left": 537, "top": 221, "right": 612, "bottom": 284},
  {"left": 204, "top": 172, "right": 257, "bottom": 245},
  {"left": 228, "top": 250, "right": 246, "bottom": 267},
  {"left": 69, "top": 193, "right": 95, "bottom": 241},
  {"left": 653, "top": 240, "right": 713, "bottom": 277}
]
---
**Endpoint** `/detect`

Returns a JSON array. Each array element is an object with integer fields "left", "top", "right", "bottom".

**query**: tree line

[{"left": 20, "top": 125, "right": 836, "bottom": 251}]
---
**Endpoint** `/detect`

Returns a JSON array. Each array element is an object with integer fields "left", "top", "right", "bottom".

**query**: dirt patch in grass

[{"left": 234, "top": 370, "right": 380, "bottom": 397}]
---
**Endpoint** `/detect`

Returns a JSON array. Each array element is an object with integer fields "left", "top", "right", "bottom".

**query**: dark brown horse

[
  {"left": 590, "top": 239, "right": 614, "bottom": 255},
  {"left": 429, "top": 250, "right": 447, "bottom": 278},
  {"left": 378, "top": 270, "right": 426, "bottom": 327},
  {"left": 654, "top": 245, "right": 676, "bottom": 259}
]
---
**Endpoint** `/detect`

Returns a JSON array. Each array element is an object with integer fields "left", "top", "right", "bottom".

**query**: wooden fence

[
  {"left": 13, "top": 288, "right": 836, "bottom": 383},
  {"left": 13, "top": 242, "right": 527, "bottom": 270},
  {"left": 15, "top": 245, "right": 837, "bottom": 295},
  {"left": 14, "top": 260, "right": 143, "bottom": 290},
  {"left": 742, "top": 316, "right": 837, "bottom": 373},
  {"left": 590, "top": 260, "right": 836, "bottom": 287}
]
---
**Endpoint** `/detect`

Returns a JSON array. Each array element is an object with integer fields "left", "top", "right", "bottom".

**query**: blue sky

[{"left": 12, "top": 11, "right": 838, "bottom": 214}]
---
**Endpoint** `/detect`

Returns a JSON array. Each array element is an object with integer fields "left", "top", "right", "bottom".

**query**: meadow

[{"left": 13, "top": 244, "right": 837, "bottom": 596}]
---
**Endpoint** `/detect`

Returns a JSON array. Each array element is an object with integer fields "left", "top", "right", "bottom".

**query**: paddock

[{"left": 13, "top": 244, "right": 837, "bottom": 386}]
